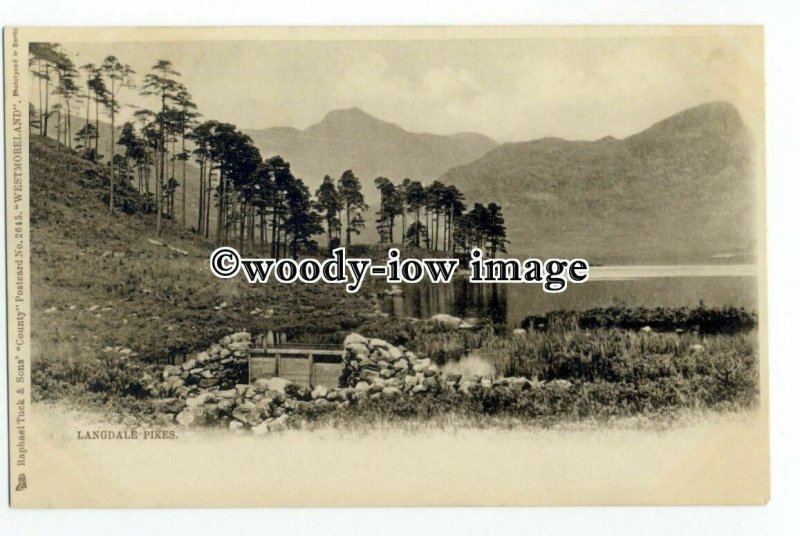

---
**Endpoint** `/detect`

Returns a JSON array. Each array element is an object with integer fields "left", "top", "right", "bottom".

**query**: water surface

[{"left": 380, "top": 265, "right": 758, "bottom": 327}]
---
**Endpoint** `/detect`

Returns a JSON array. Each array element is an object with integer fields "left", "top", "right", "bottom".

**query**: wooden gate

[{"left": 248, "top": 336, "right": 345, "bottom": 388}]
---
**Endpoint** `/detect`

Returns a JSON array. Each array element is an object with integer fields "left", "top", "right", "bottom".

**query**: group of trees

[
  {"left": 28, "top": 42, "right": 509, "bottom": 259},
  {"left": 374, "top": 177, "right": 510, "bottom": 256}
]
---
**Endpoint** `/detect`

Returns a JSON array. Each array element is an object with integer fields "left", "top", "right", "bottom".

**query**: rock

[
  {"left": 228, "top": 341, "right": 250, "bottom": 352},
  {"left": 229, "top": 421, "right": 244, "bottom": 431},
  {"left": 266, "top": 414, "right": 288, "bottom": 431},
  {"left": 513, "top": 328, "right": 527, "bottom": 336},
  {"left": 220, "top": 335, "right": 232, "bottom": 346},
  {"left": 235, "top": 384, "right": 249, "bottom": 396},
  {"left": 550, "top": 379, "right": 572, "bottom": 390},
  {"left": 162, "top": 376, "right": 184, "bottom": 391},
  {"left": 640, "top": 326, "right": 653, "bottom": 333},
  {"left": 412, "top": 358, "right": 432, "bottom": 372},
  {"left": 411, "top": 384, "right": 427, "bottom": 394},
  {"left": 154, "top": 398, "right": 186, "bottom": 414},
  {"left": 253, "top": 378, "right": 272, "bottom": 393},
  {"left": 423, "top": 376, "right": 439, "bottom": 389},
  {"left": 355, "top": 381, "right": 370, "bottom": 392},
  {"left": 359, "top": 369, "right": 379, "bottom": 381},
  {"left": 382, "top": 387, "right": 402, "bottom": 398},
  {"left": 265, "top": 377, "right": 291, "bottom": 394},
  {"left": 446, "top": 374, "right": 462, "bottom": 385},
  {"left": 251, "top": 421, "right": 269, "bottom": 436},
  {"left": 387, "top": 346, "right": 404, "bottom": 360},
  {"left": 198, "top": 378, "right": 219, "bottom": 389},
  {"left": 430, "top": 313, "right": 462, "bottom": 329},
  {"left": 344, "top": 333, "right": 369, "bottom": 347},
  {"left": 285, "top": 384, "right": 311, "bottom": 401},
  {"left": 185, "top": 392, "right": 217, "bottom": 408},
  {"left": 230, "top": 332, "right": 251, "bottom": 343},
  {"left": 162, "top": 365, "right": 181, "bottom": 379},
  {"left": 370, "top": 338, "right": 390, "bottom": 349},
  {"left": 393, "top": 359, "right": 409, "bottom": 371},
  {"left": 311, "top": 386, "right": 329, "bottom": 399},
  {"left": 347, "top": 342, "right": 369, "bottom": 356},
  {"left": 232, "top": 401, "right": 261, "bottom": 426},
  {"left": 379, "top": 368, "right": 395, "bottom": 379},
  {"left": 176, "top": 408, "right": 198, "bottom": 426}
]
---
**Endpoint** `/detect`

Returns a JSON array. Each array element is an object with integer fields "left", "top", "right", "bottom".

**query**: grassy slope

[{"left": 29, "top": 136, "right": 379, "bottom": 367}]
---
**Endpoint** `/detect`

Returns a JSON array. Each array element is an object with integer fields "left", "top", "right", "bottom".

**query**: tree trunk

[
  {"left": 43, "top": 64, "right": 50, "bottom": 138},
  {"left": 109, "top": 85, "right": 115, "bottom": 214}
]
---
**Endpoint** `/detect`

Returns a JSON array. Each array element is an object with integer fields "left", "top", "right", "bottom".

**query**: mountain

[
  {"left": 439, "top": 102, "right": 757, "bottom": 263},
  {"left": 244, "top": 107, "right": 498, "bottom": 195}
]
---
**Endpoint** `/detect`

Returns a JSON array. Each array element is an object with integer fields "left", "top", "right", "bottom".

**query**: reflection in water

[
  {"left": 382, "top": 272, "right": 758, "bottom": 328},
  {"left": 384, "top": 277, "right": 507, "bottom": 325}
]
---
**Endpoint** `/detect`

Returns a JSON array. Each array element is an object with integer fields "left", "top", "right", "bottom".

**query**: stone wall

[{"left": 153, "top": 331, "right": 545, "bottom": 433}]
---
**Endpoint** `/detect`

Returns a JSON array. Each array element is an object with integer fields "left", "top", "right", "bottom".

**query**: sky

[{"left": 52, "top": 31, "right": 762, "bottom": 143}]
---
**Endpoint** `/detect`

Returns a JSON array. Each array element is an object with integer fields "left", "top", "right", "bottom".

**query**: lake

[{"left": 380, "top": 264, "right": 759, "bottom": 327}]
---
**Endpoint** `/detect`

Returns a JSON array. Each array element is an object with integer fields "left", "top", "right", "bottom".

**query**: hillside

[
  {"left": 28, "top": 137, "right": 375, "bottom": 373},
  {"left": 244, "top": 107, "right": 498, "bottom": 197},
  {"left": 439, "top": 101, "right": 758, "bottom": 263}
]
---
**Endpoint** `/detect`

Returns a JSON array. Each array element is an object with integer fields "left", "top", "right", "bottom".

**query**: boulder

[
  {"left": 154, "top": 398, "right": 186, "bottom": 414},
  {"left": 268, "top": 414, "right": 289, "bottom": 431},
  {"left": 311, "top": 386, "right": 329, "bottom": 400},
  {"left": 513, "top": 328, "right": 527, "bottom": 336},
  {"left": 344, "top": 333, "right": 369, "bottom": 347},
  {"left": 198, "top": 378, "right": 219, "bottom": 389},
  {"left": 185, "top": 392, "right": 217, "bottom": 408},
  {"left": 176, "top": 407, "right": 206, "bottom": 426},
  {"left": 230, "top": 332, "right": 251, "bottom": 343},
  {"left": 265, "top": 377, "right": 291, "bottom": 394},
  {"left": 162, "top": 365, "right": 181, "bottom": 379},
  {"left": 228, "top": 341, "right": 250, "bottom": 352},
  {"left": 381, "top": 387, "right": 402, "bottom": 398},
  {"left": 370, "top": 338, "right": 390, "bottom": 349},
  {"left": 359, "top": 369, "right": 379, "bottom": 381},
  {"left": 347, "top": 342, "right": 369, "bottom": 356},
  {"left": 251, "top": 421, "right": 270, "bottom": 436},
  {"left": 387, "top": 346, "right": 404, "bottom": 361},
  {"left": 232, "top": 401, "right": 261, "bottom": 426}
]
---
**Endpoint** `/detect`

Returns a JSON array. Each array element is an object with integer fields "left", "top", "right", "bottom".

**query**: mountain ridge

[
  {"left": 439, "top": 101, "right": 757, "bottom": 263},
  {"left": 243, "top": 107, "right": 498, "bottom": 192}
]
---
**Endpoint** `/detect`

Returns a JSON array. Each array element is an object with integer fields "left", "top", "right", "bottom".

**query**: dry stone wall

[{"left": 153, "top": 331, "right": 548, "bottom": 433}]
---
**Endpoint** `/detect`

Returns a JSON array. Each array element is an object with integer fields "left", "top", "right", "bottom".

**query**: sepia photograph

[{"left": 5, "top": 25, "right": 768, "bottom": 508}]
